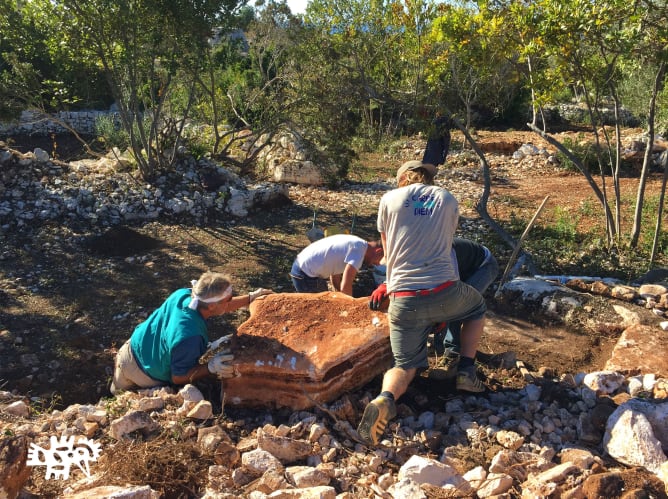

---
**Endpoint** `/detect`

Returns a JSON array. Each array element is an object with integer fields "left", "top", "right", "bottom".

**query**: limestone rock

[
  {"left": 603, "top": 399, "right": 668, "bottom": 474},
  {"left": 63, "top": 485, "right": 160, "bottom": 498},
  {"left": 109, "top": 410, "right": 160, "bottom": 440},
  {"left": 186, "top": 400, "right": 213, "bottom": 420},
  {"left": 223, "top": 292, "right": 391, "bottom": 410},
  {"left": 241, "top": 448, "right": 284, "bottom": 475},
  {"left": 257, "top": 431, "right": 313, "bottom": 464},
  {"left": 3, "top": 400, "right": 30, "bottom": 418}
]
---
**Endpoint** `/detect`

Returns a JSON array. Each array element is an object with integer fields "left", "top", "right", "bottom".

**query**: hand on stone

[{"left": 207, "top": 352, "right": 235, "bottom": 379}]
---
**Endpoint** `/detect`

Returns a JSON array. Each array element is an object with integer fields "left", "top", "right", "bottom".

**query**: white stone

[
  {"left": 63, "top": 484, "right": 160, "bottom": 498},
  {"left": 186, "top": 400, "right": 213, "bottom": 420},
  {"left": 612, "top": 304, "right": 641, "bottom": 326},
  {"left": 241, "top": 448, "right": 284, "bottom": 475},
  {"left": 33, "top": 148, "right": 50, "bottom": 162},
  {"left": 308, "top": 423, "right": 327, "bottom": 443},
  {"left": 136, "top": 397, "right": 164, "bottom": 412},
  {"left": 462, "top": 465, "right": 487, "bottom": 488},
  {"left": 387, "top": 478, "right": 427, "bottom": 499},
  {"left": 582, "top": 371, "right": 625, "bottom": 394},
  {"left": 398, "top": 454, "right": 462, "bottom": 488},
  {"left": 604, "top": 401, "right": 668, "bottom": 474},
  {"left": 627, "top": 375, "right": 645, "bottom": 396},
  {"left": 285, "top": 465, "right": 330, "bottom": 487},
  {"left": 496, "top": 430, "right": 524, "bottom": 450},
  {"left": 273, "top": 160, "right": 324, "bottom": 186},
  {"left": 476, "top": 472, "right": 514, "bottom": 497},
  {"left": 3, "top": 400, "right": 30, "bottom": 418},
  {"left": 109, "top": 410, "right": 160, "bottom": 440}
]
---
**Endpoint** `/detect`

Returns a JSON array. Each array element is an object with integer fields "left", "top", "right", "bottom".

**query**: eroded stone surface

[
  {"left": 605, "top": 324, "right": 668, "bottom": 378},
  {"left": 223, "top": 292, "right": 391, "bottom": 410}
]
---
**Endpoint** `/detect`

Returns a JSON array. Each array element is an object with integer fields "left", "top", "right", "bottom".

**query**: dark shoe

[
  {"left": 456, "top": 366, "right": 486, "bottom": 393},
  {"left": 357, "top": 395, "right": 397, "bottom": 445},
  {"left": 429, "top": 351, "right": 460, "bottom": 380}
]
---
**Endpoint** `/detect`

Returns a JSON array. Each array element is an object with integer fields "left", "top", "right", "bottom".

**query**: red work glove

[{"left": 369, "top": 283, "right": 388, "bottom": 311}]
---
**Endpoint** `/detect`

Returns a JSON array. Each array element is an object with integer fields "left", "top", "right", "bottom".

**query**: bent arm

[
  {"left": 339, "top": 263, "right": 358, "bottom": 296},
  {"left": 330, "top": 274, "right": 342, "bottom": 291}
]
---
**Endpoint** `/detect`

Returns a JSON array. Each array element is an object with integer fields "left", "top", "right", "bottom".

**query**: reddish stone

[
  {"left": 605, "top": 324, "right": 668, "bottom": 378},
  {"left": 0, "top": 436, "right": 31, "bottom": 499},
  {"left": 223, "top": 292, "right": 391, "bottom": 410},
  {"left": 582, "top": 471, "right": 624, "bottom": 498}
]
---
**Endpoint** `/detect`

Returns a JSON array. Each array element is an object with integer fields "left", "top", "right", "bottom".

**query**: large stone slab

[
  {"left": 605, "top": 324, "right": 668, "bottom": 378},
  {"left": 223, "top": 292, "right": 391, "bottom": 410}
]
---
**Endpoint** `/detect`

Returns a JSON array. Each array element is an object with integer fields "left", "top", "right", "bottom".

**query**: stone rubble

[
  {"left": 0, "top": 139, "right": 490, "bottom": 237},
  {"left": 0, "top": 143, "right": 290, "bottom": 231},
  {"left": 1, "top": 363, "right": 667, "bottom": 498}
]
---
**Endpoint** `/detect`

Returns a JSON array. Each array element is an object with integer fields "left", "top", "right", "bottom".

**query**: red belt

[{"left": 391, "top": 281, "right": 454, "bottom": 298}]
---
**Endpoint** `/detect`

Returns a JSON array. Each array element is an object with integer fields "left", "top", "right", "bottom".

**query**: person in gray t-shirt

[{"left": 358, "top": 160, "right": 488, "bottom": 446}]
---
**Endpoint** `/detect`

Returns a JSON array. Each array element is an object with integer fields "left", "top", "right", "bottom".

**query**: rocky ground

[{"left": 1, "top": 129, "right": 667, "bottom": 498}]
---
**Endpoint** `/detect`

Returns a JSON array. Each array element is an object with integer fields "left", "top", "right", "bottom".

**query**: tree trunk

[{"left": 631, "top": 61, "right": 665, "bottom": 247}]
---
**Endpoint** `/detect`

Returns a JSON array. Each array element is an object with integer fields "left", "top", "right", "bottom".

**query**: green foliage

[
  {"left": 551, "top": 206, "right": 578, "bottom": 241},
  {"left": 625, "top": 194, "right": 668, "bottom": 255},
  {"left": 30, "top": 393, "right": 63, "bottom": 416},
  {"left": 95, "top": 114, "right": 130, "bottom": 151},
  {"left": 556, "top": 136, "right": 597, "bottom": 172}
]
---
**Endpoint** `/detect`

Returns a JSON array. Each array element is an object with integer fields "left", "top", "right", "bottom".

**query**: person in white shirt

[{"left": 290, "top": 234, "right": 383, "bottom": 296}]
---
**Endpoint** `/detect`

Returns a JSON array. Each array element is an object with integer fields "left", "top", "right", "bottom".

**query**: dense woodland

[{"left": 1, "top": 0, "right": 667, "bottom": 261}]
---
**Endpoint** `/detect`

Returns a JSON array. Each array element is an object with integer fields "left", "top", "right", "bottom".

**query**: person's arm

[
  {"left": 339, "top": 263, "right": 358, "bottom": 296},
  {"left": 330, "top": 274, "right": 342, "bottom": 291},
  {"left": 226, "top": 294, "right": 252, "bottom": 311},
  {"left": 170, "top": 336, "right": 210, "bottom": 385},
  {"left": 172, "top": 363, "right": 210, "bottom": 385}
]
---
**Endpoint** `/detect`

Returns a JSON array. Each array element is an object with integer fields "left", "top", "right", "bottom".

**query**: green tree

[
  {"left": 526, "top": 0, "right": 644, "bottom": 246},
  {"left": 303, "top": 0, "right": 422, "bottom": 139},
  {"left": 48, "top": 0, "right": 243, "bottom": 180},
  {"left": 626, "top": 0, "right": 668, "bottom": 255},
  {"left": 425, "top": 1, "right": 521, "bottom": 129}
]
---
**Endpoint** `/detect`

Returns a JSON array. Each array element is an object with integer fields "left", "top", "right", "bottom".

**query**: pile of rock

[
  {"left": 1, "top": 364, "right": 667, "bottom": 498},
  {"left": 0, "top": 142, "right": 289, "bottom": 231}
]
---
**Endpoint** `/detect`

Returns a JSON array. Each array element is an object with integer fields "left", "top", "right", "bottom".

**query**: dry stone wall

[{"left": 0, "top": 110, "right": 120, "bottom": 136}]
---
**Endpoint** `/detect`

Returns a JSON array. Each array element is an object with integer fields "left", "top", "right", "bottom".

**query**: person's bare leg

[
  {"left": 381, "top": 366, "right": 416, "bottom": 399},
  {"left": 459, "top": 317, "right": 485, "bottom": 359}
]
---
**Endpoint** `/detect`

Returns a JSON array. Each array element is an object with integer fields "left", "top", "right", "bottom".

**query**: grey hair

[{"left": 192, "top": 271, "right": 232, "bottom": 301}]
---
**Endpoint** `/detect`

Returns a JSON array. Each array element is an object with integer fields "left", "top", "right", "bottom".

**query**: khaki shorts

[{"left": 110, "top": 341, "right": 165, "bottom": 394}]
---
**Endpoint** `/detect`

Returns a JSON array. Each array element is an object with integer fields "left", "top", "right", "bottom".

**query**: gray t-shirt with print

[{"left": 378, "top": 183, "right": 460, "bottom": 292}]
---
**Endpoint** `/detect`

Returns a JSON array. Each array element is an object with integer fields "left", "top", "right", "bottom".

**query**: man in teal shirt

[{"left": 111, "top": 271, "right": 272, "bottom": 394}]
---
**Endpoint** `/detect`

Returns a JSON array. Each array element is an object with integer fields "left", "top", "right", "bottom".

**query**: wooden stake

[{"left": 495, "top": 195, "right": 550, "bottom": 298}]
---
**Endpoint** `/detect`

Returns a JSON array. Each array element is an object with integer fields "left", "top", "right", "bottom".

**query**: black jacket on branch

[{"left": 422, "top": 115, "right": 452, "bottom": 166}]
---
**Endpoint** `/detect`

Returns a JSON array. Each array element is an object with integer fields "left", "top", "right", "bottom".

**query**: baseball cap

[{"left": 396, "top": 160, "right": 437, "bottom": 183}]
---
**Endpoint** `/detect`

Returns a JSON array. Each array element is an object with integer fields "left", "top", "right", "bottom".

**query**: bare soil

[
  {"left": 2, "top": 128, "right": 668, "bottom": 499},
  {"left": 1, "top": 128, "right": 666, "bottom": 409}
]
